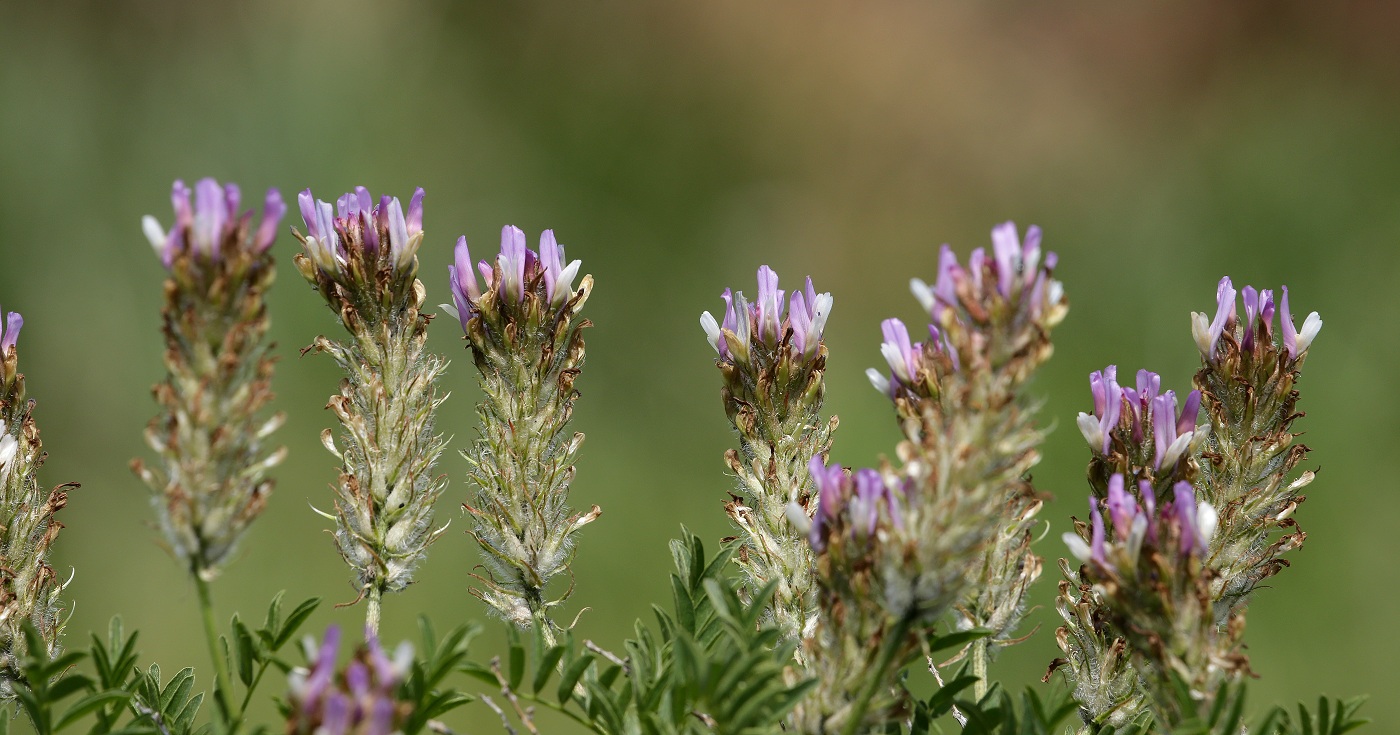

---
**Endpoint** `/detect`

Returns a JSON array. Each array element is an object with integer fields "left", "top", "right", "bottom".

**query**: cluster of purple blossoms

[
  {"left": 1077, "top": 366, "right": 1202, "bottom": 471},
  {"left": 1191, "top": 276, "right": 1322, "bottom": 362},
  {"left": 869, "top": 222, "right": 1064, "bottom": 397},
  {"left": 286, "top": 625, "right": 414, "bottom": 735},
  {"left": 442, "top": 226, "right": 582, "bottom": 331},
  {"left": 700, "top": 266, "right": 833, "bottom": 364},
  {"left": 1064, "top": 474, "right": 1217, "bottom": 573},
  {"left": 296, "top": 186, "right": 424, "bottom": 278},
  {"left": 141, "top": 178, "right": 286, "bottom": 267},
  {"left": 909, "top": 222, "right": 1062, "bottom": 324},
  {"left": 800, "top": 457, "right": 902, "bottom": 553}
]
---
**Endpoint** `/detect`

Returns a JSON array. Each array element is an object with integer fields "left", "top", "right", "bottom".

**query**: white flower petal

[
  {"left": 141, "top": 215, "right": 167, "bottom": 254},
  {"left": 1062, "top": 532, "right": 1091, "bottom": 563},
  {"left": 866, "top": 368, "right": 891, "bottom": 395}
]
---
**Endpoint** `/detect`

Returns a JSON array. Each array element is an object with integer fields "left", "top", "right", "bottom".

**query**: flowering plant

[{"left": 0, "top": 181, "right": 1365, "bottom": 735}]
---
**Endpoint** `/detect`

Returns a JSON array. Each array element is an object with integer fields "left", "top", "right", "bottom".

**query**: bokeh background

[{"left": 2, "top": 1, "right": 1397, "bottom": 730}]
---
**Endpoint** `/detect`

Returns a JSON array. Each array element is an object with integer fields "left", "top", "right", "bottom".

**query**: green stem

[
  {"left": 366, "top": 585, "right": 383, "bottom": 637},
  {"left": 193, "top": 572, "right": 234, "bottom": 729},
  {"left": 840, "top": 615, "right": 913, "bottom": 735},
  {"left": 230, "top": 659, "right": 272, "bottom": 733},
  {"left": 972, "top": 638, "right": 989, "bottom": 701}
]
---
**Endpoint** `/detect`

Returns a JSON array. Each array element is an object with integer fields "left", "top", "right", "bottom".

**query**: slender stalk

[
  {"left": 840, "top": 615, "right": 912, "bottom": 735},
  {"left": 971, "top": 639, "right": 989, "bottom": 701},
  {"left": 366, "top": 586, "right": 383, "bottom": 637},
  {"left": 193, "top": 573, "right": 233, "bottom": 725}
]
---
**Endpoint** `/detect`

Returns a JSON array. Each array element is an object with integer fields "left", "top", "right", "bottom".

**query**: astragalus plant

[{"left": 0, "top": 182, "right": 1364, "bottom": 735}]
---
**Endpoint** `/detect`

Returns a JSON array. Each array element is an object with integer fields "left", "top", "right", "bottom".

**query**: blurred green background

[{"left": 2, "top": 1, "right": 1397, "bottom": 730}]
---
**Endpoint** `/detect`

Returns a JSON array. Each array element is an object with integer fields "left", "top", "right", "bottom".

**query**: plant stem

[
  {"left": 841, "top": 615, "right": 913, "bottom": 735},
  {"left": 972, "top": 638, "right": 989, "bottom": 701},
  {"left": 193, "top": 572, "right": 234, "bottom": 728},
  {"left": 366, "top": 585, "right": 383, "bottom": 637}
]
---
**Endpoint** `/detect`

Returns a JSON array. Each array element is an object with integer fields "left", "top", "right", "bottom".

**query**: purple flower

[
  {"left": 990, "top": 221, "right": 1024, "bottom": 297},
  {"left": 755, "top": 265, "right": 785, "bottom": 346},
  {"left": 1138, "top": 479, "right": 1157, "bottom": 544},
  {"left": 789, "top": 277, "right": 834, "bottom": 358},
  {"left": 287, "top": 625, "right": 411, "bottom": 735},
  {"left": 406, "top": 187, "right": 424, "bottom": 238},
  {"left": 1171, "top": 482, "right": 1217, "bottom": 558},
  {"left": 808, "top": 456, "right": 846, "bottom": 550},
  {"left": 296, "top": 187, "right": 423, "bottom": 277},
  {"left": 1280, "top": 285, "right": 1323, "bottom": 359},
  {"left": 538, "top": 230, "right": 582, "bottom": 308},
  {"left": 1105, "top": 474, "right": 1134, "bottom": 540},
  {"left": 1177, "top": 390, "right": 1201, "bottom": 435},
  {"left": 1088, "top": 366, "right": 1121, "bottom": 455},
  {"left": 446, "top": 237, "right": 481, "bottom": 332},
  {"left": 1194, "top": 276, "right": 1237, "bottom": 360},
  {"left": 1241, "top": 286, "right": 1260, "bottom": 351},
  {"left": 0, "top": 311, "right": 21, "bottom": 355},
  {"left": 850, "top": 469, "right": 886, "bottom": 538},
  {"left": 254, "top": 189, "right": 287, "bottom": 252},
  {"left": 1089, "top": 498, "right": 1108, "bottom": 565},
  {"left": 498, "top": 226, "right": 528, "bottom": 304},
  {"left": 879, "top": 318, "right": 920, "bottom": 385}
]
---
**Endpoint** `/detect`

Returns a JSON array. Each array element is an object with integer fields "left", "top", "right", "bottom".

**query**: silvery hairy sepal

[
  {"left": 873, "top": 223, "right": 1066, "bottom": 660},
  {"left": 445, "top": 227, "right": 598, "bottom": 629},
  {"left": 133, "top": 179, "right": 287, "bottom": 579},
  {"left": 699, "top": 266, "right": 835, "bottom": 647},
  {"left": 293, "top": 187, "right": 449, "bottom": 609},
  {"left": 0, "top": 311, "right": 73, "bottom": 695}
]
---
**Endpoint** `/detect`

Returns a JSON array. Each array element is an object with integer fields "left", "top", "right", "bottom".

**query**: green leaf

[
  {"left": 173, "top": 692, "right": 205, "bottom": 735},
  {"left": 533, "top": 646, "right": 566, "bottom": 694},
  {"left": 506, "top": 628, "right": 526, "bottom": 691},
  {"left": 557, "top": 654, "right": 595, "bottom": 705},
  {"left": 46, "top": 674, "right": 95, "bottom": 702},
  {"left": 233, "top": 617, "right": 258, "bottom": 686},
  {"left": 273, "top": 598, "right": 321, "bottom": 650},
  {"left": 55, "top": 690, "right": 131, "bottom": 730},
  {"left": 669, "top": 576, "right": 695, "bottom": 635}
]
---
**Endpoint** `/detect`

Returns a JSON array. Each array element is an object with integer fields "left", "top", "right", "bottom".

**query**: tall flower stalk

[
  {"left": 294, "top": 186, "right": 448, "bottom": 634},
  {"left": 781, "top": 222, "right": 1065, "bottom": 733},
  {"left": 874, "top": 223, "right": 1067, "bottom": 697},
  {"left": 134, "top": 179, "right": 287, "bottom": 576},
  {"left": 0, "top": 309, "right": 72, "bottom": 695},
  {"left": 1054, "top": 279, "right": 1322, "bottom": 731},
  {"left": 445, "top": 227, "right": 597, "bottom": 634},
  {"left": 699, "top": 267, "right": 834, "bottom": 646},
  {"left": 133, "top": 178, "right": 287, "bottom": 717}
]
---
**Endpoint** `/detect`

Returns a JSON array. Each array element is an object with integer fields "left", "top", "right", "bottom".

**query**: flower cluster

[
  {"left": 699, "top": 267, "right": 835, "bottom": 649},
  {"left": 1053, "top": 277, "right": 1323, "bottom": 730},
  {"left": 285, "top": 625, "right": 414, "bottom": 735},
  {"left": 448, "top": 227, "right": 598, "bottom": 632},
  {"left": 296, "top": 187, "right": 448, "bottom": 632},
  {"left": 1191, "top": 278, "right": 1318, "bottom": 621},
  {"left": 133, "top": 179, "right": 288, "bottom": 579},
  {"left": 141, "top": 178, "right": 285, "bottom": 268},
  {"left": 0, "top": 308, "right": 72, "bottom": 692},
  {"left": 701, "top": 266, "right": 833, "bottom": 367},
  {"left": 1077, "top": 366, "right": 1206, "bottom": 490}
]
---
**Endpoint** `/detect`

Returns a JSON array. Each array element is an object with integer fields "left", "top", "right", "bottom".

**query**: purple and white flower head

[
  {"left": 143, "top": 178, "right": 285, "bottom": 268},
  {"left": 294, "top": 186, "right": 424, "bottom": 281},
  {"left": 701, "top": 267, "right": 832, "bottom": 367},
  {"left": 287, "top": 625, "right": 413, "bottom": 735},
  {"left": 909, "top": 222, "right": 1064, "bottom": 326},
  {"left": 442, "top": 227, "right": 587, "bottom": 333},
  {"left": 1194, "top": 277, "right": 1320, "bottom": 363}
]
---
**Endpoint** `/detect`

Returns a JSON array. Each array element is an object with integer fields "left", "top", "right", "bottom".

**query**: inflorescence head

[
  {"left": 286, "top": 625, "right": 414, "bottom": 735},
  {"left": 1077, "top": 366, "right": 1206, "bottom": 494},
  {"left": 441, "top": 226, "right": 589, "bottom": 344},
  {"left": 701, "top": 266, "right": 833, "bottom": 369},
  {"left": 1063, "top": 474, "right": 1217, "bottom": 580},
  {"left": 871, "top": 221, "right": 1065, "bottom": 403},
  {"left": 142, "top": 178, "right": 286, "bottom": 270},
  {"left": 1191, "top": 277, "right": 1321, "bottom": 367},
  {"left": 292, "top": 186, "right": 426, "bottom": 312}
]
